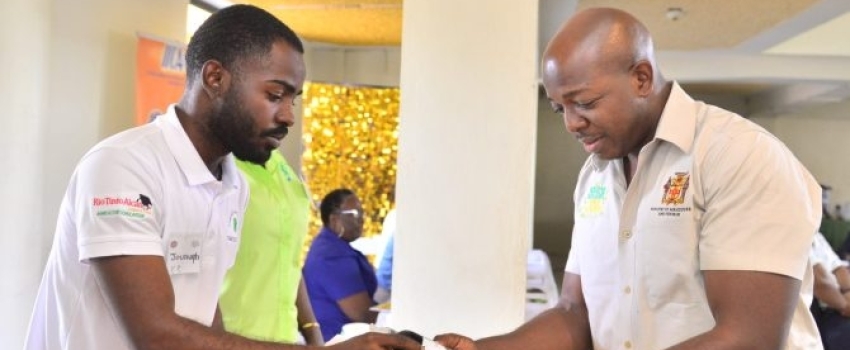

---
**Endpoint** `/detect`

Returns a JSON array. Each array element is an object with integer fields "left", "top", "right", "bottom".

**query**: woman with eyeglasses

[{"left": 302, "top": 188, "right": 378, "bottom": 341}]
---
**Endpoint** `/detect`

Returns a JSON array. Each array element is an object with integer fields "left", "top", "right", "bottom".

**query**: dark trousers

[{"left": 811, "top": 299, "right": 850, "bottom": 350}]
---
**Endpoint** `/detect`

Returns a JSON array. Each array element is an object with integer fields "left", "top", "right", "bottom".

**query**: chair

[{"left": 526, "top": 249, "right": 560, "bottom": 321}]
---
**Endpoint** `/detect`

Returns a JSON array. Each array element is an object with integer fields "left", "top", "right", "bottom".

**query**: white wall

[
  {"left": 0, "top": 0, "right": 187, "bottom": 347},
  {"left": 42, "top": 0, "right": 188, "bottom": 255},
  {"left": 751, "top": 100, "right": 850, "bottom": 208},
  {"left": 1, "top": 0, "right": 50, "bottom": 346}
]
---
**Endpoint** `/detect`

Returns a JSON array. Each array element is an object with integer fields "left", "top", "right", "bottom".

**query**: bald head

[
  {"left": 541, "top": 8, "right": 672, "bottom": 160},
  {"left": 544, "top": 8, "right": 660, "bottom": 83}
]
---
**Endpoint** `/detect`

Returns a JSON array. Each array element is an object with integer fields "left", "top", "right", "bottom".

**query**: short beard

[{"left": 209, "top": 89, "right": 272, "bottom": 166}]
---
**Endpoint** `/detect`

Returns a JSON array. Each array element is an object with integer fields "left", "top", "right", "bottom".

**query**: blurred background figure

[
  {"left": 303, "top": 189, "right": 378, "bottom": 340},
  {"left": 818, "top": 183, "right": 850, "bottom": 262},
  {"left": 823, "top": 184, "right": 835, "bottom": 220},
  {"left": 809, "top": 231, "right": 850, "bottom": 349},
  {"left": 374, "top": 208, "right": 396, "bottom": 304},
  {"left": 840, "top": 236, "right": 850, "bottom": 261}
]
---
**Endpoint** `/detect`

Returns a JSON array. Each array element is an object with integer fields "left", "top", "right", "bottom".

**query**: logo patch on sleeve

[{"left": 92, "top": 194, "right": 154, "bottom": 219}]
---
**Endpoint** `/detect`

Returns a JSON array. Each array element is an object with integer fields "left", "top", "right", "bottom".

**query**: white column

[
  {"left": 0, "top": 0, "right": 50, "bottom": 347},
  {"left": 392, "top": 0, "right": 539, "bottom": 338}
]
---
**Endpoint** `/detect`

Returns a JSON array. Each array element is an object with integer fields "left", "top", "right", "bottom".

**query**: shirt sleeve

[
  {"left": 73, "top": 147, "right": 164, "bottom": 262},
  {"left": 698, "top": 131, "right": 820, "bottom": 280},
  {"left": 315, "top": 257, "right": 370, "bottom": 301}
]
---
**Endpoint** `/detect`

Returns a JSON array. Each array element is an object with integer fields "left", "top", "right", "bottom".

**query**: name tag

[{"left": 166, "top": 234, "right": 203, "bottom": 275}]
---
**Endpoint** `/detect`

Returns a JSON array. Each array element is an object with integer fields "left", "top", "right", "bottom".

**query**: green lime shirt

[{"left": 219, "top": 151, "right": 310, "bottom": 342}]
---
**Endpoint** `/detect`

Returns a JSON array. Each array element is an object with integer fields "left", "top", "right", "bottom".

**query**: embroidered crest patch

[{"left": 661, "top": 172, "right": 689, "bottom": 205}]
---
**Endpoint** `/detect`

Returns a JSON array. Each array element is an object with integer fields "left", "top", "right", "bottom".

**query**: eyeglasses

[{"left": 338, "top": 209, "right": 363, "bottom": 219}]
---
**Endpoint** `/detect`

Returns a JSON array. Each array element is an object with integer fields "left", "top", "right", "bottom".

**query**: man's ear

[
  {"left": 200, "top": 60, "right": 230, "bottom": 98},
  {"left": 631, "top": 60, "right": 654, "bottom": 97}
]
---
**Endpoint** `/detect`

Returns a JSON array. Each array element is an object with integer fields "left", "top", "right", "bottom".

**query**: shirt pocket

[{"left": 638, "top": 219, "right": 702, "bottom": 309}]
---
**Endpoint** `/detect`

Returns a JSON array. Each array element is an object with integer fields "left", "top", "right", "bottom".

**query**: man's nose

[
  {"left": 563, "top": 110, "right": 588, "bottom": 133},
  {"left": 275, "top": 107, "right": 295, "bottom": 127}
]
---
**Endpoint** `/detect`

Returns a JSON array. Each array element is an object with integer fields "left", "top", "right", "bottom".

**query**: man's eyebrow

[
  {"left": 267, "top": 79, "right": 299, "bottom": 95},
  {"left": 560, "top": 87, "right": 587, "bottom": 100}
]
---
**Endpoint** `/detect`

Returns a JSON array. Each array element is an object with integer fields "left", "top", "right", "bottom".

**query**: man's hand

[
  {"left": 840, "top": 294, "right": 850, "bottom": 317},
  {"left": 328, "top": 332, "right": 422, "bottom": 350},
  {"left": 432, "top": 273, "right": 590, "bottom": 350},
  {"left": 434, "top": 333, "right": 477, "bottom": 350}
]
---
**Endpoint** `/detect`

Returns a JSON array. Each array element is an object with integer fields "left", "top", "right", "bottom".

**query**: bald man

[{"left": 437, "top": 7, "right": 823, "bottom": 350}]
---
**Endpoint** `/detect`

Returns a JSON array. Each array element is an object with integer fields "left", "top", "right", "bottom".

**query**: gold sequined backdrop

[{"left": 301, "top": 82, "right": 399, "bottom": 255}]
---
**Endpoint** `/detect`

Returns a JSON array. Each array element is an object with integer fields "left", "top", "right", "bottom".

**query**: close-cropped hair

[
  {"left": 320, "top": 188, "right": 355, "bottom": 226},
  {"left": 185, "top": 4, "right": 304, "bottom": 84}
]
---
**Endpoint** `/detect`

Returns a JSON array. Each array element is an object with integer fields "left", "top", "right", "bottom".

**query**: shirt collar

[
  {"left": 156, "top": 104, "right": 241, "bottom": 189},
  {"left": 588, "top": 81, "right": 696, "bottom": 171},
  {"left": 653, "top": 81, "right": 696, "bottom": 154}
]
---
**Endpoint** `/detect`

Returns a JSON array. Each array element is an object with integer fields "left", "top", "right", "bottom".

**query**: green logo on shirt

[
  {"left": 579, "top": 183, "right": 607, "bottom": 218},
  {"left": 230, "top": 212, "right": 239, "bottom": 233},
  {"left": 279, "top": 164, "right": 293, "bottom": 182}
]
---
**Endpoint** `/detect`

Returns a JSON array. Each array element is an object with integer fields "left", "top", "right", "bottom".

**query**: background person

[
  {"left": 374, "top": 208, "right": 396, "bottom": 304},
  {"left": 303, "top": 188, "right": 379, "bottom": 341},
  {"left": 810, "top": 231, "right": 850, "bottom": 349}
]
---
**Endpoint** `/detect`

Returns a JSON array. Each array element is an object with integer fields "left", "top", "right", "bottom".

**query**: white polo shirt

[
  {"left": 566, "top": 83, "right": 822, "bottom": 349},
  {"left": 25, "top": 105, "right": 249, "bottom": 350}
]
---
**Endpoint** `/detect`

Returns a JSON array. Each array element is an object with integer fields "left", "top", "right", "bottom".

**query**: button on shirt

[
  {"left": 25, "top": 105, "right": 249, "bottom": 350},
  {"left": 565, "top": 83, "right": 822, "bottom": 349}
]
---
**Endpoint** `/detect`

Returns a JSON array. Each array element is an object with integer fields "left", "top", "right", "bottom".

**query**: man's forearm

[
  {"left": 665, "top": 328, "right": 753, "bottom": 350},
  {"left": 814, "top": 283, "right": 850, "bottom": 311},
  {"left": 295, "top": 278, "right": 324, "bottom": 345},
  {"left": 833, "top": 266, "right": 850, "bottom": 298},
  {"left": 141, "top": 315, "right": 320, "bottom": 350},
  {"left": 476, "top": 306, "right": 590, "bottom": 350},
  {"left": 814, "top": 265, "right": 849, "bottom": 311}
]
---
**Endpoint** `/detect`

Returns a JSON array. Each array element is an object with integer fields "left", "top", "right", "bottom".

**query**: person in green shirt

[{"left": 219, "top": 150, "right": 323, "bottom": 345}]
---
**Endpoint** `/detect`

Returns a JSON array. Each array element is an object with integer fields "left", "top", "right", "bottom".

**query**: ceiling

[
  {"left": 238, "top": 0, "right": 402, "bottom": 45},
  {"left": 576, "top": 0, "right": 820, "bottom": 50},
  {"left": 203, "top": 0, "right": 850, "bottom": 115}
]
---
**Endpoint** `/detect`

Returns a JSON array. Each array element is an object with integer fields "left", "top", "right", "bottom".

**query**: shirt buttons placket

[{"left": 621, "top": 229, "right": 633, "bottom": 240}]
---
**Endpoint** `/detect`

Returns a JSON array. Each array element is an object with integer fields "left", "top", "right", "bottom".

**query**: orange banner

[{"left": 135, "top": 35, "right": 186, "bottom": 125}]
